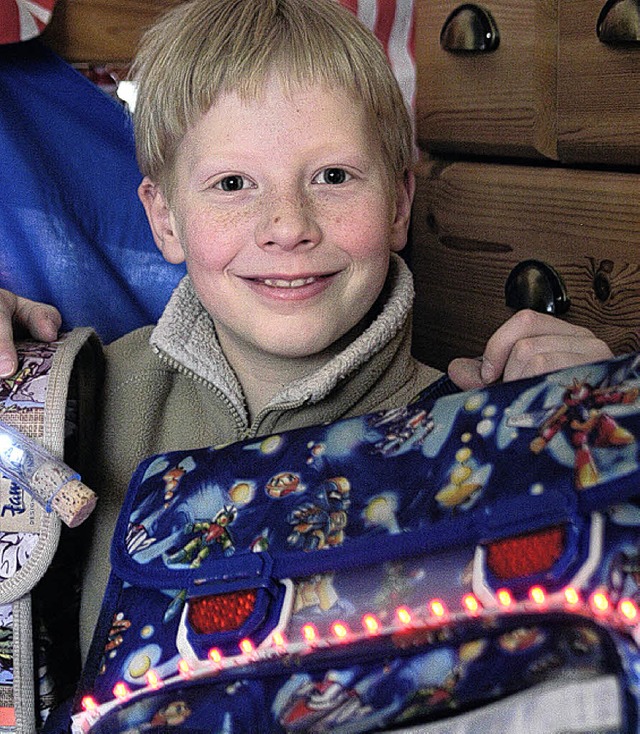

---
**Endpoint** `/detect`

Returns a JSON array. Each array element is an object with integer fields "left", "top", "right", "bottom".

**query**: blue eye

[
  {"left": 316, "top": 168, "right": 350, "bottom": 185},
  {"left": 216, "top": 175, "right": 246, "bottom": 191}
]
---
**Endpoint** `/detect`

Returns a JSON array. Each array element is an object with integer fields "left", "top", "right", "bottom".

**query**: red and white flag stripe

[
  {"left": 0, "top": 0, "right": 56, "bottom": 44},
  {"left": 0, "top": 0, "right": 415, "bottom": 108},
  {"left": 339, "top": 0, "right": 416, "bottom": 108}
]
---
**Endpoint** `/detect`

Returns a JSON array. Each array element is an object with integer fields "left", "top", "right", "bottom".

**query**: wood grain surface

[
  {"left": 415, "top": 0, "right": 557, "bottom": 160},
  {"left": 410, "top": 159, "right": 640, "bottom": 372},
  {"left": 41, "top": 0, "right": 185, "bottom": 62},
  {"left": 557, "top": 0, "right": 640, "bottom": 166}
]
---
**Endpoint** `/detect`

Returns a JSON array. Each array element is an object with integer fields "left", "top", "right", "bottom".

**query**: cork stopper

[{"left": 50, "top": 480, "right": 97, "bottom": 528}]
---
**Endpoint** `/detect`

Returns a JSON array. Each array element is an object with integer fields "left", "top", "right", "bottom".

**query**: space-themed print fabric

[{"left": 73, "top": 354, "right": 640, "bottom": 733}]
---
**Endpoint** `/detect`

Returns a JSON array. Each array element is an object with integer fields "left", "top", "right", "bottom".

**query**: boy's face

[{"left": 140, "top": 77, "right": 414, "bottom": 365}]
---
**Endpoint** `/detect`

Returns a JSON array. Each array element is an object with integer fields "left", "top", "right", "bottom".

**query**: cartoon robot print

[
  {"left": 529, "top": 379, "right": 638, "bottom": 489},
  {"left": 287, "top": 477, "right": 351, "bottom": 551}
]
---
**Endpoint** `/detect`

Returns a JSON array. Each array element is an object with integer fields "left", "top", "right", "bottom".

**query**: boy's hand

[
  {"left": 448, "top": 309, "right": 613, "bottom": 391},
  {"left": 0, "top": 289, "right": 61, "bottom": 378}
]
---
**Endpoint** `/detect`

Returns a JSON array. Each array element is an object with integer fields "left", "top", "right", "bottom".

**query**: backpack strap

[{"left": 0, "top": 328, "right": 102, "bottom": 732}]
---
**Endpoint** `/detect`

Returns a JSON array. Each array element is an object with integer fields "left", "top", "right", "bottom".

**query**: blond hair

[{"left": 132, "top": 0, "right": 413, "bottom": 199}]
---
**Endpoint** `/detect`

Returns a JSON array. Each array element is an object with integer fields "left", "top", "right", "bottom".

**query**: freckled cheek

[
  {"left": 179, "top": 211, "right": 250, "bottom": 270},
  {"left": 330, "top": 206, "right": 393, "bottom": 258}
]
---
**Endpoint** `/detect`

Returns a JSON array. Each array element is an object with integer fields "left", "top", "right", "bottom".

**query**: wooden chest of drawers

[{"left": 411, "top": 0, "right": 640, "bottom": 372}]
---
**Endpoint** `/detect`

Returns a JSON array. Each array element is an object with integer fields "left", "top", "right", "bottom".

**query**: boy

[{"left": 0, "top": 0, "right": 611, "bottom": 668}]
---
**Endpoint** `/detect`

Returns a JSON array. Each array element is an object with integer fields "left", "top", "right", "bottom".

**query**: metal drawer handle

[
  {"left": 440, "top": 4, "right": 500, "bottom": 53},
  {"left": 505, "top": 260, "right": 571, "bottom": 316},
  {"left": 597, "top": 0, "right": 640, "bottom": 45}
]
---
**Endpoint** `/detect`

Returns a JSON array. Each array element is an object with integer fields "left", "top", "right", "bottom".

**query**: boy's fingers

[
  {"left": 0, "top": 290, "right": 19, "bottom": 377},
  {"left": 447, "top": 357, "right": 484, "bottom": 391},
  {"left": 449, "top": 310, "right": 613, "bottom": 390},
  {"left": 482, "top": 311, "right": 575, "bottom": 381},
  {"left": 0, "top": 347, "right": 17, "bottom": 379},
  {"left": 14, "top": 301, "right": 62, "bottom": 342},
  {"left": 482, "top": 310, "right": 612, "bottom": 384},
  {"left": 0, "top": 290, "right": 61, "bottom": 378},
  {"left": 499, "top": 336, "right": 613, "bottom": 383}
]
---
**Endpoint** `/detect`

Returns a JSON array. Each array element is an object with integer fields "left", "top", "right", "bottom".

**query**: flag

[
  {"left": 0, "top": 1, "right": 415, "bottom": 106},
  {"left": 0, "top": 0, "right": 56, "bottom": 44},
  {"left": 339, "top": 0, "right": 416, "bottom": 108}
]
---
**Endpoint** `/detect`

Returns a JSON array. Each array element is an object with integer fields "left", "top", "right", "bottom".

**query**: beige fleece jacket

[{"left": 79, "top": 254, "right": 441, "bottom": 659}]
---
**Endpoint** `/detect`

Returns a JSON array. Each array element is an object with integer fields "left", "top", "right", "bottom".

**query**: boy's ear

[
  {"left": 138, "top": 177, "right": 186, "bottom": 265},
  {"left": 389, "top": 170, "right": 415, "bottom": 253}
]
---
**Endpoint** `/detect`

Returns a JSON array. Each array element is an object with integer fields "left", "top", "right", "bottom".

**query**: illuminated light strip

[
  {"left": 619, "top": 599, "right": 639, "bottom": 623},
  {"left": 564, "top": 587, "right": 581, "bottom": 607},
  {"left": 331, "top": 621, "right": 350, "bottom": 640},
  {"left": 302, "top": 623, "right": 318, "bottom": 643},
  {"left": 145, "top": 670, "right": 162, "bottom": 689},
  {"left": 590, "top": 591, "right": 611, "bottom": 615},
  {"left": 178, "top": 659, "right": 192, "bottom": 677},
  {"left": 81, "top": 696, "right": 98, "bottom": 712},
  {"left": 272, "top": 631, "right": 287, "bottom": 648},
  {"left": 362, "top": 613, "right": 381, "bottom": 635},
  {"left": 208, "top": 647, "right": 223, "bottom": 665},
  {"left": 429, "top": 599, "right": 448, "bottom": 619},
  {"left": 462, "top": 593, "right": 481, "bottom": 616},
  {"left": 239, "top": 638, "right": 255, "bottom": 655},
  {"left": 396, "top": 606, "right": 412, "bottom": 625},
  {"left": 74, "top": 581, "right": 640, "bottom": 734},
  {"left": 529, "top": 586, "right": 547, "bottom": 606},
  {"left": 112, "top": 682, "right": 129, "bottom": 700}
]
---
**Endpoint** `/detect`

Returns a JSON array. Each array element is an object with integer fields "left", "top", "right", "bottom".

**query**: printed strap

[{"left": 0, "top": 329, "right": 101, "bottom": 733}]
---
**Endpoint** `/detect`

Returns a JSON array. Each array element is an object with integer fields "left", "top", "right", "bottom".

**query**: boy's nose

[{"left": 255, "top": 194, "right": 321, "bottom": 251}]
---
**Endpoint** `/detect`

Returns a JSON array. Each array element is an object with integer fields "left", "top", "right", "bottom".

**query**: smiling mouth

[{"left": 253, "top": 275, "right": 331, "bottom": 288}]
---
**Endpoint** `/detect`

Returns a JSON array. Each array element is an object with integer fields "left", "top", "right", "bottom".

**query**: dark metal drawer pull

[
  {"left": 505, "top": 260, "right": 571, "bottom": 316},
  {"left": 597, "top": 0, "right": 640, "bottom": 45},
  {"left": 440, "top": 4, "right": 500, "bottom": 53}
]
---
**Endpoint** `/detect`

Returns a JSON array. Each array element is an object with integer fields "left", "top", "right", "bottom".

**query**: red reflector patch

[
  {"left": 187, "top": 589, "right": 258, "bottom": 634},
  {"left": 486, "top": 525, "right": 565, "bottom": 580}
]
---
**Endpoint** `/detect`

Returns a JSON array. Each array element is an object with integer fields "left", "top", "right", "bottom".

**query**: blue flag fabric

[{"left": 0, "top": 40, "right": 185, "bottom": 344}]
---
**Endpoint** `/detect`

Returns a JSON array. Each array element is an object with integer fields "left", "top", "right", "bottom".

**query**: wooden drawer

[
  {"left": 410, "top": 160, "right": 640, "bottom": 372},
  {"left": 415, "top": 0, "right": 557, "bottom": 159},
  {"left": 41, "top": 0, "right": 183, "bottom": 63},
  {"left": 558, "top": 0, "right": 640, "bottom": 166}
]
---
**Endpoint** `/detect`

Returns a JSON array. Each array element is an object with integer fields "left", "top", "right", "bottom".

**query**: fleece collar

[{"left": 150, "top": 254, "right": 415, "bottom": 420}]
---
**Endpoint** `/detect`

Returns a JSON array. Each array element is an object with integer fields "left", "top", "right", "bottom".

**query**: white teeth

[{"left": 262, "top": 277, "right": 317, "bottom": 288}]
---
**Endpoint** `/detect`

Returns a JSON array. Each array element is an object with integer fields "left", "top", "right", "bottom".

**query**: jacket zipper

[
  {"left": 153, "top": 346, "right": 314, "bottom": 442},
  {"left": 153, "top": 346, "right": 250, "bottom": 439}
]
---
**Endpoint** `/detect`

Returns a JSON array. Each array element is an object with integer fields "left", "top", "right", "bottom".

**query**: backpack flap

[
  {"left": 74, "top": 355, "right": 640, "bottom": 734},
  {"left": 0, "top": 328, "right": 101, "bottom": 603}
]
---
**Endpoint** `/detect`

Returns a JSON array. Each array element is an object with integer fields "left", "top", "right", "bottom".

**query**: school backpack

[
  {"left": 0, "top": 329, "right": 101, "bottom": 733},
  {"left": 73, "top": 353, "right": 640, "bottom": 733}
]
